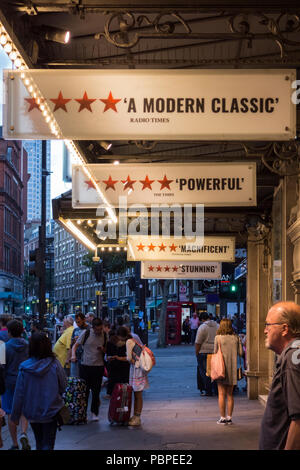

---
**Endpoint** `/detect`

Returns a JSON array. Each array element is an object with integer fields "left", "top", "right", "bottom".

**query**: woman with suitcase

[{"left": 126, "top": 332, "right": 149, "bottom": 427}]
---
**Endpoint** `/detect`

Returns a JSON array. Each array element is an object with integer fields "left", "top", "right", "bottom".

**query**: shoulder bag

[{"left": 210, "top": 338, "right": 225, "bottom": 381}]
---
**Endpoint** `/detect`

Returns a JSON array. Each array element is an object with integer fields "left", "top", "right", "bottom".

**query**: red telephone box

[{"left": 165, "top": 302, "right": 195, "bottom": 345}]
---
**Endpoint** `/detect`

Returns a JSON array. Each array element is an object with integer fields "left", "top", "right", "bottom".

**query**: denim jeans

[
  {"left": 30, "top": 420, "right": 58, "bottom": 450},
  {"left": 197, "top": 353, "right": 218, "bottom": 395}
]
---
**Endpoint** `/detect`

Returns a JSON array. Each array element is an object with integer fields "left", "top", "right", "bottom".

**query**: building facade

[
  {"left": 0, "top": 129, "right": 28, "bottom": 315},
  {"left": 23, "top": 140, "right": 51, "bottom": 223}
]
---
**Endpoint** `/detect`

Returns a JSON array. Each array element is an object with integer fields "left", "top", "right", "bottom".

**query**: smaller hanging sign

[
  {"left": 141, "top": 261, "right": 222, "bottom": 279},
  {"left": 127, "top": 236, "right": 235, "bottom": 262}
]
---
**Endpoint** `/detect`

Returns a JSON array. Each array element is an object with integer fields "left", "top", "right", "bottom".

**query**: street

[{"left": 1, "top": 333, "right": 264, "bottom": 451}]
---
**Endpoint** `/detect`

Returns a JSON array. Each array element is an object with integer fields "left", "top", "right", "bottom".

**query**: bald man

[{"left": 259, "top": 301, "right": 300, "bottom": 450}]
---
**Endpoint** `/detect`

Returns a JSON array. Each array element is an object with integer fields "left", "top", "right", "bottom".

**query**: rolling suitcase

[
  {"left": 108, "top": 383, "right": 132, "bottom": 425},
  {"left": 63, "top": 377, "right": 87, "bottom": 425}
]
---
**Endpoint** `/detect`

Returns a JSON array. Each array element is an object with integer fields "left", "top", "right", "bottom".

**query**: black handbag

[{"left": 0, "top": 366, "right": 5, "bottom": 395}]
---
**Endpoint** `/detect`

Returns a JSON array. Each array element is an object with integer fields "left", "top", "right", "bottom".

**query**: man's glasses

[{"left": 264, "top": 322, "right": 285, "bottom": 329}]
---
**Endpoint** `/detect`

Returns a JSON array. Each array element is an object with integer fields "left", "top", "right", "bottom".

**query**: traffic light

[
  {"left": 230, "top": 284, "right": 237, "bottom": 293},
  {"left": 29, "top": 249, "right": 42, "bottom": 277},
  {"left": 25, "top": 304, "right": 30, "bottom": 312}
]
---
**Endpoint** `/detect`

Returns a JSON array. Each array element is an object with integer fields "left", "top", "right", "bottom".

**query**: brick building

[{"left": 0, "top": 128, "right": 28, "bottom": 315}]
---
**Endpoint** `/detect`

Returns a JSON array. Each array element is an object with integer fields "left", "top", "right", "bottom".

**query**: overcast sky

[{"left": 0, "top": 48, "right": 71, "bottom": 201}]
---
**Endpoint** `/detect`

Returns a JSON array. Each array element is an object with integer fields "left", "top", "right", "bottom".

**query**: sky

[{"left": 0, "top": 47, "right": 72, "bottom": 201}]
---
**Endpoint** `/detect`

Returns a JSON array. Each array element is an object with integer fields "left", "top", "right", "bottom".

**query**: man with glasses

[
  {"left": 71, "top": 318, "right": 106, "bottom": 422},
  {"left": 259, "top": 301, "right": 300, "bottom": 450}
]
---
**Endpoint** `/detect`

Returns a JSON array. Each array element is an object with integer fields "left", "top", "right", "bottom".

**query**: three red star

[
  {"left": 103, "top": 175, "right": 118, "bottom": 191},
  {"left": 122, "top": 175, "right": 136, "bottom": 191},
  {"left": 24, "top": 97, "right": 43, "bottom": 112},
  {"left": 50, "top": 90, "right": 71, "bottom": 112},
  {"left": 158, "top": 174, "right": 173, "bottom": 190},
  {"left": 75, "top": 91, "right": 96, "bottom": 112},
  {"left": 172, "top": 266, "right": 179, "bottom": 272},
  {"left": 100, "top": 91, "right": 121, "bottom": 112},
  {"left": 140, "top": 175, "right": 155, "bottom": 190}
]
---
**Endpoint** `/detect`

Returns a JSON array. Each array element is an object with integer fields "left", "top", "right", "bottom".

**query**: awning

[{"left": 147, "top": 299, "right": 162, "bottom": 308}]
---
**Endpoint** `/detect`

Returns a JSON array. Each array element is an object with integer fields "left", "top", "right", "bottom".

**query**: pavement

[{"left": 0, "top": 332, "right": 265, "bottom": 451}]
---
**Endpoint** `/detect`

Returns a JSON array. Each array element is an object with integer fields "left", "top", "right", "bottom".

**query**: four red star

[
  {"left": 158, "top": 174, "right": 173, "bottom": 190},
  {"left": 140, "top": 175, "right": 155, "bottom": 190},
  {"left": 25, "top": 97, "right": 44, "bottom": 112},
  {"left": 122, "top": 175, "right": 136, "bottom": 191},
  {"left": 75, "top": 91, "right": 96, "bottom": 112},
  {"left": 103, "top": 175, "right": 118, "bottom": 191},
  {"left": 50, "top": 90, "right": 71, "bottom": 112},
  {"left": 100, "top": 91, "right": 121, "bottom": 112}
]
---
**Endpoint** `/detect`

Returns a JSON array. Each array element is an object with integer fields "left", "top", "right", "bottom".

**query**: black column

[{"left": 38, "top": 140, "right": 47, "bottom": 328}]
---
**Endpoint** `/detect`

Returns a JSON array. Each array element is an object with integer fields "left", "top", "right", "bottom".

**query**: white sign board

[
  {"left": 3, "top": 69, "right": 296, "bottom": 141},
  {"left": 72, "top": 162, "right": 256, "bottom": 207},
  {"left": 127, "top": 236, "right": 235, "bottom": 262},
  {"left": 141, "top": 261, "right": 222, "bottom": 279}
]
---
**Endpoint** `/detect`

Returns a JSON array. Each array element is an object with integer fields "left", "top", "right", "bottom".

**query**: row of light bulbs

[{"left": 0, "top": 21, "right": 117, "bottom": 232}]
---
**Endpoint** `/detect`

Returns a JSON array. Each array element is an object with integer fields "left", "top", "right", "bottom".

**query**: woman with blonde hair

[{"left": 214, "top": 318, "right": 243, "bottom": 425}]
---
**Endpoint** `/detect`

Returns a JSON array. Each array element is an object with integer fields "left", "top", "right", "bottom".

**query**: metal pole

[{"left": 38, "top": 140, "right": 47, "bottom": 328}]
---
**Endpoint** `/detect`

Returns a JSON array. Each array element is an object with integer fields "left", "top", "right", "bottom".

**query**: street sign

[{"left": 72, "top": 162, "right": 256, "bottom": 208}]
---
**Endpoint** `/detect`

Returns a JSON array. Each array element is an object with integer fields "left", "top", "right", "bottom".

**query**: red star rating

[
  {"left": 85, "top": 179, "right": 99, "bottom": 190},
  {"left": 103, "top": 175, "right": 118, "bottom": 191},
  {"left": 148, "top": 243, "right": 156, "bottom": 252},
  {"left": 122, "top": 175, "right": 136, "bottom": 191},
  {"left": 169, "top": 244, "right": 177, "bottom": 252},
  {"left": 24, "top": 97, "right": 44, "bottom": 112},
  {"left": 164, "top": 266, "right": 170, "bottom": 272},
  {"left": 100, "top": 91, "right": 121, "bottom": 112},
  {"left": 75, "top": 91, "right": 96, "bottom": 112},
  {"left": 50, "top": 90, "right": 71, "bottom": 112},
  {"left": 156, "top": 265, "right": 162, "bottom": 272},
  {"left": 172, "top": 266, "right": 179, "bottom": 272},
  {"left": 140, "top": 175, "right": 155, "bottom": 190},
  {"left": 158, "top": 243, "right": 166, "bottom": 251},
  {"left": 148, "top": 265, "right": 154, "bottom": 272},
  {"left": 137, "top": 243, "right": 145, "bottom": 251},
  {"left": 158, "top": 174, "right": 173, "bottom": 190}
]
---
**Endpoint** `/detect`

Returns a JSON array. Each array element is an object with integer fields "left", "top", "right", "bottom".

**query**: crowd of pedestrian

[{"left": 1, "top": 300, "right": 300, "bottom": 451}]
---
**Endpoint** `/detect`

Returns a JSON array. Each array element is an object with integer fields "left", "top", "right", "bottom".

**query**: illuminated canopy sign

[
  {"left": 141, "top": 261, "right": 222, "bottom": 279},
  {"left": 3, "top": 69, "right": 296, "bottom": 140},
  {"left": 127, "top": 236, "right": 235, "bottom": 262},
  {"left": 72, "top": 162, "right": 256, "bottom": 208}
]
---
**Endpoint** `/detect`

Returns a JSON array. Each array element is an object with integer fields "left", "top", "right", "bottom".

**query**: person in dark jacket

[
  {"left": 11, "top": 332, "right": 67, "bottom": 450},
  {"left": 0, "top": 314, "right": 12, "bottom": 343},
  {"left": 2, "top": 320, "right": 29, "bottom": 450},
  {"left": 105, "top": 326, "right": 130, "bottom": 398}
]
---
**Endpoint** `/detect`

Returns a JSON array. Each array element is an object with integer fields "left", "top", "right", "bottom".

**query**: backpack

[{"left": 132, "top": 339, "right": 156, "bottom": 373}]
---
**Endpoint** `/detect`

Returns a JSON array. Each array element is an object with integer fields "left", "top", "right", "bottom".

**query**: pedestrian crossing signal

[{"left": 230, "top": 284, "right": 237, "bottom": 292}]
